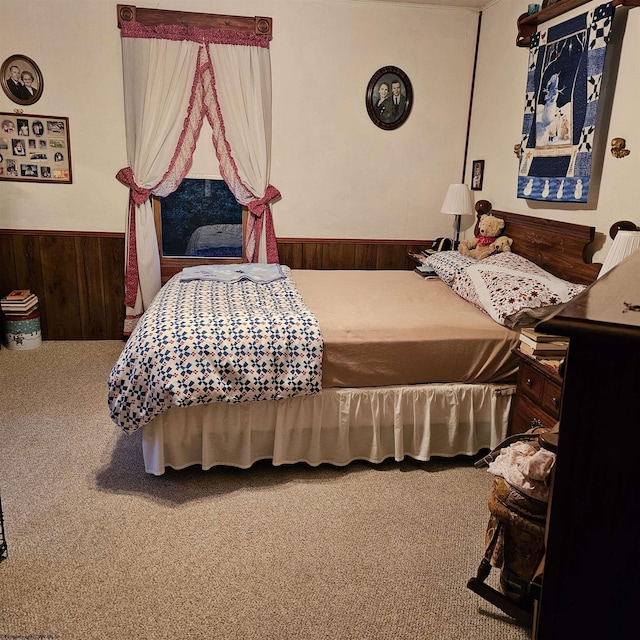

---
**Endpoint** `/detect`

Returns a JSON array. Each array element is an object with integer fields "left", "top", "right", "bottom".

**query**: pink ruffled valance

[{"left": 120, "top": 21, "right": 272, "bottom": 47}]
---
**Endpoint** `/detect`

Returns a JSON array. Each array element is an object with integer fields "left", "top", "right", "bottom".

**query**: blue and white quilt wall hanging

[{"left": 517, "top": 2, "right": 613, "bottom": 203}]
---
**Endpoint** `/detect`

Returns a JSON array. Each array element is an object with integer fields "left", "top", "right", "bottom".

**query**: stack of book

[
  {"left": 414, "top": 264, "right": 438, "bottom": 279},
  {"left": 1, "top": 289, "right": 39, "bottom": 318},
  {"left": 518, "top": 327, "right": 568, "bottom": 358}
]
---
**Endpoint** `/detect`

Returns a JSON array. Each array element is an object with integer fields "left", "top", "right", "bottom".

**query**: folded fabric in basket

[
  {"left": 487, "top": 441, "right": 555, "bottom": 502},
  {"left": 180, "top": 263, "right": 286, "bottom": 284}
]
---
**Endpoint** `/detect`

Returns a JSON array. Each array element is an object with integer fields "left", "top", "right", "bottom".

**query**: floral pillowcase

[{"left": 451, "top": 252, "right": 587, "bottom": 326}]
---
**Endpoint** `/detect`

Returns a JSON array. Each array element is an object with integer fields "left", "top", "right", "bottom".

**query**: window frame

[{"left": 152, "top": 183, "right": 247, "bottom": 283}]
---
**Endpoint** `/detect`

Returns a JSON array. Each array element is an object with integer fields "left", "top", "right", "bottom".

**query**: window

[{"left": 153, "top": 178, "right": 246, "bottom": 282}]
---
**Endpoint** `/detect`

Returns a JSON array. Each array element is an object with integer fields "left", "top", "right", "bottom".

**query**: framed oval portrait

[
  {"left": 366, "top": 66, "right": 412, "bottom": 131},
  {"left": 1, "top": 54, "right": 44, "bottom": 106}
]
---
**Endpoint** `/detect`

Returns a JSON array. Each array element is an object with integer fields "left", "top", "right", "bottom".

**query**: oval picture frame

[
  {"left": 365, "top": 66, "right": 412, "bottom": 131},
  {"left": 1, "top": 54, "right": 44, "bottom": 106}
]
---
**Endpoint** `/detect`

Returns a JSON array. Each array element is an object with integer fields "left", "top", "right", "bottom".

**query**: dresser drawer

[
  {"left": 517, "top": 361, "right": 547, "bottom": 404},
  {"left": 511, "top": 393, "right": 558, "bottom": 435},
  {"left": 509, "top": 349, "right": 564, "bottom": 437},
  {"left": 541, "top": 378, "right": 562, "bottom": 418}
]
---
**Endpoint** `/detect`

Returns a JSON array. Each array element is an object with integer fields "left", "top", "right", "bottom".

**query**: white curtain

[
  {"left": 117, "top": 21, "right": 278, "bottom": 334},
  {"left": 204, "top": 43, "right": 279, "bottom": 263}
]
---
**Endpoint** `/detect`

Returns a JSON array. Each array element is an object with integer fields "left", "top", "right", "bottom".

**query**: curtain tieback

[
  {"left": 116, "top": 167, "right": 152, "bottom": 205},
  {"left": 124, "top": 204, "right": 139, "bottom": 309},
  {"left": 247, "top": 184, "right": 281, "bottom": 217},
  {"left": 116, "top": 167, "right": 144, "bottom": 308}
]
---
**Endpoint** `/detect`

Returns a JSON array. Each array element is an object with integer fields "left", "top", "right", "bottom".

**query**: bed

[{"left": 108, "top": 203, "right": 600, "bottom": 475}]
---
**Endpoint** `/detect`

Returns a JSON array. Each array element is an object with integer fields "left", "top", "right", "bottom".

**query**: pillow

[
  {"left": 425, "top": 251, "right": 477, "bottom": 285},
  {"left": 502, "top": 304, "right": 566, "bottom": 329},
  {"left": 451, "top": 252, "right": 587, "bottom": 326}
]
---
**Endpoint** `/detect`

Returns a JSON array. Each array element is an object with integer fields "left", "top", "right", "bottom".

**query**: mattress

[{"left": 291, "top": 269, "right": 520, "bottom": 387}]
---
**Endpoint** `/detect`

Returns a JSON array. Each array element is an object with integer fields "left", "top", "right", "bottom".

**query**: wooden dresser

[
  {"left": 510, "top": 350, "right": 563, "bottom": 436},
  {"left": 532, "top": 249, "right": 640, "bottom": 638}
]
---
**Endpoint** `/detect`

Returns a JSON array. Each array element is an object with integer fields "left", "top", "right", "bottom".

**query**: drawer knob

[
  {"left": 526, "top": 378, "right": 533, "bottom": 387},
  {"left": 552, "top": 397, "right": 559, "bottom": 408}
]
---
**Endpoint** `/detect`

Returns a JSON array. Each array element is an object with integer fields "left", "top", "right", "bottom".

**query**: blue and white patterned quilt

[{"left": 108, "top": 266, "right": 323, "bottom": 434}]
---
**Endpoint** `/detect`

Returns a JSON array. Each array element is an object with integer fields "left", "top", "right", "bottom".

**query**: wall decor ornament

[
  {"left": 610, "top": 137, "right": 630, "bottom": 158},
  {"left": 1, "top": 54, "right": 44, "bottom": 106},
  {"left": 0, "top": 112, "right": 72, "bottom": 183},
  {"left": 517, "top": 2, "right": 613, "bottom": 203},
  {"left": 365, "top": 66, "right": 412, "bottom": 130}
]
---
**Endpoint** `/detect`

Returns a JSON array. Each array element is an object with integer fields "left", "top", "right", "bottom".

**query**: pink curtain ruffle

[{"left": 120, "top": 21, "right": 271, "bottom": 48}]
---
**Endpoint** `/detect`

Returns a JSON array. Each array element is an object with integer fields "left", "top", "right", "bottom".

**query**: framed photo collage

[{"left": 0, "top": 112, "right": 72, "bottom": 184}]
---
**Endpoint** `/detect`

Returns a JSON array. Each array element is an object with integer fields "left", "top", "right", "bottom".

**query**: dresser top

[{"left": 539, "top": 250, "right": 640, "bottom": 343}]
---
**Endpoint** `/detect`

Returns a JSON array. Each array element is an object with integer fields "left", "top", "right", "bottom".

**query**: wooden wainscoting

[
  {"left": 0, "top": 232, "right": 429, "bottom": 341},
  {"left": 0, "top": 230, "right": 125, "bottom": 340},
  {"left": 277, "top": 238, "right": 431, "bottom": 270}
]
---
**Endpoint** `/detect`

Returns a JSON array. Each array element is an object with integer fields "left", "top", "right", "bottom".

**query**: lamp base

[{"left": 453, "top": 214, "right": 461, "bottom": 248}]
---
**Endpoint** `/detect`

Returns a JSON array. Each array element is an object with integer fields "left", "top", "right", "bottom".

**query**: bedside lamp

[
  {"left": 598, "top": 222, "right": 640, "bottom": 278},
  {"left": 440, "top": 183, "right": 474, "bottom": 248}
]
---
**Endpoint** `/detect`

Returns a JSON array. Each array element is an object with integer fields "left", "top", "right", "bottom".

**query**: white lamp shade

[
  {"left": 598, "top": 230, "right": 640, "bottom": 278},
  {"left": 440, "top": 183, "right": 474, "bottom": 216}
]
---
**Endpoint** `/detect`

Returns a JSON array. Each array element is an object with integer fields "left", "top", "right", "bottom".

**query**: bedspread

[{"left": 108, "top": 266, "right": 323, "bottom": 434}]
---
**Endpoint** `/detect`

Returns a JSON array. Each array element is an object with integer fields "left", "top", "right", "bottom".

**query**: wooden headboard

[{"left": 474, "top": 200, "right": 601, "bottom": 285}]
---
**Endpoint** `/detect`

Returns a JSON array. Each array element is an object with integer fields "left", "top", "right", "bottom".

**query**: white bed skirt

[{"left": 141, "top": 383, "right": 515, "bottom": 475}]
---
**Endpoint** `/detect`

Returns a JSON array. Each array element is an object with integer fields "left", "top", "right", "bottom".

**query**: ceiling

[{"left": 359, "top": 0, "right": 488, "bottom": 8}]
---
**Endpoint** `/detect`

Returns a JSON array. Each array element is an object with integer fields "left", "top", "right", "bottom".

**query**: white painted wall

[
  {"left": 466, "top": 0, "right": 640, "bottom": 263},
  {"left": 0, "top": 0, "right": 126, "bottom": 232},
  {"left": 0, "top": 0, "right": 479, "bottom": 241}
]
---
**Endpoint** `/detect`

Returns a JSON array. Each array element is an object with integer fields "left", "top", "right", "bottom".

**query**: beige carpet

[{"left": 0, "top": 341, "right": 529, "bottom": 640}]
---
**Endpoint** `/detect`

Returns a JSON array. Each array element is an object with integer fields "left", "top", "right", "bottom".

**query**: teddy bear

[
  {"left": 485, "top": 235, "right": 513, "bottom": 258},
  {"left": 460, "top": 234, "right": 513, "bottom": 261},
  {"left": 458, "top": 213, "right": 511, "bottom": 260}
]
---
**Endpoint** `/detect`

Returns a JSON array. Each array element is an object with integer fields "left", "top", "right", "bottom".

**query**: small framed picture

[
  {"left": 1, "top": 54, "right": 44, "bottom": 106},
  {"left": 541, "top": 0, "right": 561, "bottom": 8},
  {"left": 365, "top": 66, "right": 413, "bottom": 131},
  {"left": 471, "top": 159, "right": 485, "bottom": 191}
]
